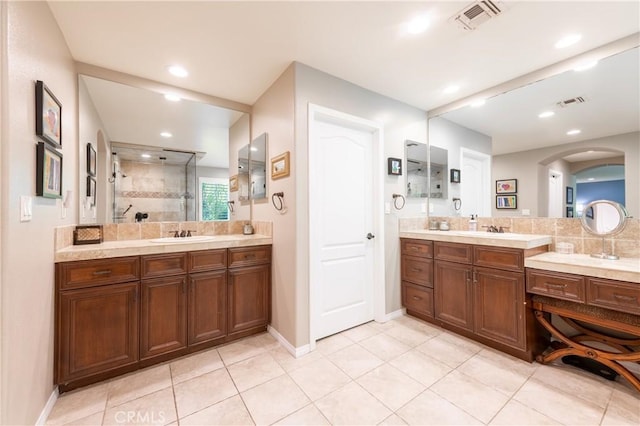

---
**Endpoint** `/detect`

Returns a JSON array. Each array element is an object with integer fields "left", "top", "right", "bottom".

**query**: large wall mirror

[
  {"left": 427, "top": 40, "right": 639, "bottom": 219},
  {"left": 78, "top": 73, "right": 251, "bottom": 224}
]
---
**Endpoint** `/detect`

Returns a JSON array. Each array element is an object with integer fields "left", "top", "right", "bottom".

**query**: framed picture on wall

[
  {"left": 35, "top": 80, "right": 62, "bottom": 148},
  {"left": 229, "top": 175, "right": 238, "bottom": 192},
  {"left": 36, "top": 142, "right": 63, "bottom": 199},
  {"left": 566, "top": 206, "right": 574, "bottom": 217},
  {"left": 87, "top": 143, "right": 97, "bottom": 176},
  {"left": 496, "top": 179, "right": 517, "bottom": 194},
  {"left": 496, "top": 195, "right": 517, "bottom": 209},
  {"left": 86, "top": 176, "right": 96, "bottom": 207},
  {"left": 566, "top": 186, "right": 574, "bottom": 205},
  {"left": 387, "top": 157, "right": 402, "bottom": 175},
  {"left": 271, "top": 151, "right": 290, "bottom": 180}
]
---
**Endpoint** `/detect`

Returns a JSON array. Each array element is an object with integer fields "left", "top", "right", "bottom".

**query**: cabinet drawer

[
  {"left": 587, "top": 278, "right": 640, "bottom": 315},
  {"left": 434, "top": 242, "right": 473, "bottom": 264},
  {"left": 526, "top": 269, "right": 585, "bottom": 303},
  {"left": 189, "top": 249, "right": 227, "bottom": 273},
  {"left": 401, "top": 256, "right": 433, "bottom": 287},
  {"left": 474, "top": 246, "right": 523, "bottom": 272},
  {"left": 402, "top": 282, "right": 434, "bottom": 318},
  {"left": 57, "top": 257, "right": 140, "bottom": 290},
  {"left": 228, "top": 246, "right": 272, "bottom": 268},
  {"left": 401, "top": 239, "right": 433, "bottom": 258},
  {"left": 141, "top": 253, "right": 188, "bottom": 279}
]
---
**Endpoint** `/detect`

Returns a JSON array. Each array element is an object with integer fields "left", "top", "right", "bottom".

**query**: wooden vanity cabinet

[
  {"left": 227, "top": 246, "right": 272, "bottom": 338},
  {"left": 55, "top": 257, "right": 140, "bottom": 388},
  {"left": 434, "top": 242, "right": 528, "bottom": 352},
  {"left": 400, "top": 239, "right": 434, "bottom": 320},
  {"left": 56, "top": 245, "right": 271, "bottom": 392},
  {"left": 188, "top": 249, "right": 228, "bottom": 347}
]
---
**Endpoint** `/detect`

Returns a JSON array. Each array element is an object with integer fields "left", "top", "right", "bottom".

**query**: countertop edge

[
  {"left": 525, "top": 253, "right": 640, "bottom": 283},
  {"left": 399, "top": 231, "right": 552, "bottom": 250},
  {"left": 55, "top": 235, "right": 273, "bottom": 263}
]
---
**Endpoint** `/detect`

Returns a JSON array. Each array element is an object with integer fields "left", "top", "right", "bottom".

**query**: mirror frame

[{"left": 580, "top": 199, "right": 628, "bottom": 236}]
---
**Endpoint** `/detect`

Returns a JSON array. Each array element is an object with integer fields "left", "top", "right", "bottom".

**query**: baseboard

[
  {"left": 268, "top": 325, "right": 310, "bottom": 358},
  {"left": 379, "top": 308, "right": 406, "bottom": 322},
  {"left": 36, "top": 387, "right": 59, "bottom": 425}
]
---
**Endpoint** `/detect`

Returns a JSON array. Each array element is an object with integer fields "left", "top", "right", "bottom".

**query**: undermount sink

[{"left": 149, "top": 236, "right": 217, "bottom": 244}]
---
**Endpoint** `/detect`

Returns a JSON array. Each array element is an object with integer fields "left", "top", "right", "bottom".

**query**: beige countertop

[
  {"left": 525, "top": 252, "right": 640, "bottom": 283},
  {"left": 399, "top": 230, "right": 552, "bottom": 250},
  {"left": 55, "top": 234, "right": 273, "bottom": 262}
]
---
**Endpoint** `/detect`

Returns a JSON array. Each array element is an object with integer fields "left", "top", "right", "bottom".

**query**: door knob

[{"left": 366, "top": 233, "right": 375, "bottom": 240}]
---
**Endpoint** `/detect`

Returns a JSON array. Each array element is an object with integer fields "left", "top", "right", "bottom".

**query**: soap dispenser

[{"left": 469, "top": 214, "right": 478, "bottom": 231}]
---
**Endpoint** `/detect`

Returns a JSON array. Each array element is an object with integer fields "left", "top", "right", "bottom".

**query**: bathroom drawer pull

[
  {"left": 546, "top": 283, "right": 567, "bottom": 290},
  {"left": 411, "top": 268, "right": 422, "bottom": 273},
  {"left": 244, "top": 254, "right": 256, "bottom": 260},
  {"left": 92, "top": 270, "right": 112, "bottom": 276},
  {"left": 613, "top": 294, "right": 638, "bottom": 303},
  {"left": 412, "top": 296, "right": 421, "bottom": 301}
]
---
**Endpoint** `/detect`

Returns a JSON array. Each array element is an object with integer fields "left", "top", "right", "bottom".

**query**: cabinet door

[
  {"left": 228, "top": 264, "right": 270, "bottom": 336},
  {"left": 140, "top": 276, "right": 187, "bottom": 360},
  {"left": 434, "top": 261, "right": 473, "bottom": 331},
  {"left": 57, "top": 282, "right": 138, "bottom": 383},
  {"left": 189, "top": 271, "right": 227, "bottom": 345},
  {"left": 474, "top": 267, "right": 525, "bottom": 350}
]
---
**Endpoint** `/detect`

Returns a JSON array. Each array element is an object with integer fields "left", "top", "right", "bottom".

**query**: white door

[
  {"left": 461, "top": 148, "right": 491, "bottom": 217},
  {"left": 309, "top": 105, "right": 383, "bottom": 342},
  {"left": 548, "top": 170, "right": 563, "bottom": 217}
]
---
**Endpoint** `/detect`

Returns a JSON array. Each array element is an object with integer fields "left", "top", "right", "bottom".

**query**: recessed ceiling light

[
  {"left": 567, "top": 129, "right": 581, "bottom": 135},
  {"left": 443, "top": 85, "right": 460, "bottom": 94},
  {"left": 587, "top": 150, "right": 594, "bottom": 153},
  {"left": 587, "top": 177, "right": 595, "bottom": 181},
  {"left": 141, "top": 154, "right": 151, "bottom": 159},
  {"left": 555, "top": 34, "right": 582, "bottom": 49},
  {"left": 164, "top": 93, "right": 181, "bottom": 102},
  {"left": 160, "top": 131, "right": 173, "bottom": 138},
  {"left": 250, "top": 147, "right": 258, "bottom": 152},
  {"left": 538, "top": 111, "right": 555, "bottom": 118},
  {"left": 407, "top": 15, "right": 430, "bottom": 34},
  {"left": 470, "top": 99, "right": 486, "bottom": 108},
  {"left": 573, "top": 60, "right": 598, "bottom": 72},
  {"left": 167, "top": 65, "right": 188, "bottom": 78}
]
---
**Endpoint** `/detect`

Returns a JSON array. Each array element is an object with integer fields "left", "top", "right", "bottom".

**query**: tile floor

[{"left": 46, "top": 315, "right": 640, "bottom": 425}]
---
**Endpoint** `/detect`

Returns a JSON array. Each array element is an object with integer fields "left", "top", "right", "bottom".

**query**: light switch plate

[
  {"left": 521, "top": 209, "right": 531, "bottom": 216},
  {"left": 421, "top": 203, "right": 427, "bottom": 213},
  {"left": 385, "top": 202, "right": 391, "bottom": 214},
  {"left": 20, "top": 196, "right": 33, "bottom": 222}
]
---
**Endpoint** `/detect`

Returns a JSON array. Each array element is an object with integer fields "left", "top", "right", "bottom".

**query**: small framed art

[
  {"left": 271, "top": 151, "right": 290, "bottom": 180},
  {"left": 387, "top": 158, "right": 402, "bottom": 176},
  {"left": 35, "top": 80, "right": 62, "bottom": 148},
  {"left": 86, "top": 176, "right": 97, "bottom": 206},
  {"left": 87, "top": 143, "right": 97, "bottom": 176},
  {"left": 36, "top": 142, "right": 63, "bottom": 199},
  {"left": 496, "top": 179, "right": 517, "bottom": 194},
  {"left": 450, "top": 169, "right": 461, "bottom": 183},
  {"left": 496, "top": 195, "right": 517, "bottom": 209},
  {"left": 566, "top": 206, "right": 574, "bottom": 218},
  {"left": 566, "top": 186, "right": 574, "bottom": 205}
]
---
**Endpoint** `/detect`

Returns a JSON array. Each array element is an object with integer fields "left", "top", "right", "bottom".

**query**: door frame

[{"left": 308, "top": 103, "right": 385, "bottom": 349}]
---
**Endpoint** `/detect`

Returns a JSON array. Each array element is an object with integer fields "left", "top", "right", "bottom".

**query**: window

[{"left": 199, "top": 177, "right": 229, "bottom": 221}]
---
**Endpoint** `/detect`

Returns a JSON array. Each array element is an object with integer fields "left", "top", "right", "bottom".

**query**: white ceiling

[{"left": 48, "top": 1, "right": 640, "bottom": 113}]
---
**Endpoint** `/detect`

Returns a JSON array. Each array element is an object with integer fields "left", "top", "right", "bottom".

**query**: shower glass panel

[{"left": 111, "top": 143, "right": 198, "bottom": 223}]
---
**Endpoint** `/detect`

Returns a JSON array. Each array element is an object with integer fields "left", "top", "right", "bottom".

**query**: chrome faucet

[{"left": 483, "top": 225, "right": 499, "bottom": 233}]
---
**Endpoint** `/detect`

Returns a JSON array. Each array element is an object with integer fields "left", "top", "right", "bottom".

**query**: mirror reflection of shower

[{"left": 111, "top": 142, "right": 200, "bottom": 223}]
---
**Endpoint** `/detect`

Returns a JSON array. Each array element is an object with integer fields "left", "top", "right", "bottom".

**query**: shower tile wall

[{"left": 116, "top": 160, "right": 190, "bottom": 222}]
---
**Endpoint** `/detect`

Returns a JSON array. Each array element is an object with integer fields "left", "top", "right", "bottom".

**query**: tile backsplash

[
  {"left": 400, "top": 216, "right": 640, "bottom": 258},
  {"left": 55, "top": 220, "right": 273, "bottom": 252}
]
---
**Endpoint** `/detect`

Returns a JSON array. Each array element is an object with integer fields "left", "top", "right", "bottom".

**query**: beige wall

[
  {"left": 251, "top": 65, "right": 297, "bottom": 345},
  {"left": 1, "top": 2, "right": 78, "bottom": 424}
]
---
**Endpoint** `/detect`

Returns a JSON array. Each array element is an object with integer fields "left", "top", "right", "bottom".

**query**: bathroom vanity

[
  {"left": 400, "top": 230, "right": 552, "bottom": 361},
  {"left": 54, "top": 236, "right": 271, "bottom": 392}
]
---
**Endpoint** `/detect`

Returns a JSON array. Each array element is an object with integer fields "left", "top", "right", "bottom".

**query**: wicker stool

[{"left": 532, "top": 295, "right": 640, "bottom": 392}]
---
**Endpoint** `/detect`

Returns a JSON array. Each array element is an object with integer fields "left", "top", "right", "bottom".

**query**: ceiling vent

[
  {"left": 557, "top": 96, "right": 586, "bottom": 108},
  {"left": 450, "top": 1, "right": 505, "bottom": 30}
]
